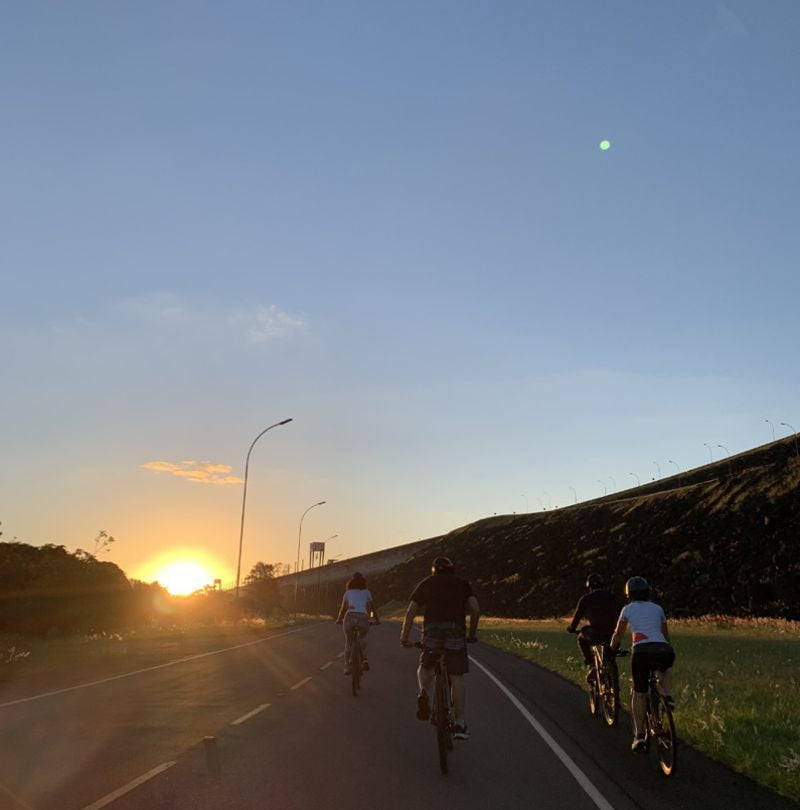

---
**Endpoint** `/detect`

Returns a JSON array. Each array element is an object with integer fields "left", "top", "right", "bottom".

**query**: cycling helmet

[
  {"left": 431, "top": 556, "right": 455, "bottom": 575},
  {"left": 585, "top": 573, "right": 604, "bottom": 590},
  {"left": 625, "top": 576, "right": 650, "bottom": 601}
]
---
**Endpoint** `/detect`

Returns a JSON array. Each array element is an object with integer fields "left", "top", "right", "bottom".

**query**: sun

[{"left": 156, "top": 561, "right": 214, "bottom": 595}]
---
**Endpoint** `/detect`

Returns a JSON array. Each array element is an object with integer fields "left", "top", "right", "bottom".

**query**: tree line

[{"left": 0, "top": 539, "right": 284, "bottom": 637}]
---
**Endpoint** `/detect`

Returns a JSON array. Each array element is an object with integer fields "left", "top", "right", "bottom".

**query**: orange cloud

[{"left": 141, "top": 460, "right": 243, "bottom": 485}]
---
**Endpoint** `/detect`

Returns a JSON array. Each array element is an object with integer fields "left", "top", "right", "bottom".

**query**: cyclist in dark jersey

[
  {"left": 400, "top": 556, "right": 480, "bottom": 740},
  {"left": 566, "top": 573, "right": 623, "bottom": 681}
]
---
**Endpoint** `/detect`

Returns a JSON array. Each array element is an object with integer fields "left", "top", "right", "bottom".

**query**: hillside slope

[{"left": 368, "top": 437, "right": 800, "bottom": 618}]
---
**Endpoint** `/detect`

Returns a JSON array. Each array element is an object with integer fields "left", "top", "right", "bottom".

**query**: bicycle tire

[
  {"left": 652, "top": 693, "right": 677, "bottom": 776},
  {"left": 588, "top": 658, "right": 599, "bottom": 716},
  {"left": 351, "top": 636, "right": 361, "bottom": 697},
  {"left": 600, "top": 658, "right": 619, "bottom": 727},
  {"left": 436, "top": 673, "right": 449, "bottom": 774}
]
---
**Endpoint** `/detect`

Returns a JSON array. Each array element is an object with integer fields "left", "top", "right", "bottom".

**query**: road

[{"left": 0, "top": 622, "right": 795, "bottom": 810}]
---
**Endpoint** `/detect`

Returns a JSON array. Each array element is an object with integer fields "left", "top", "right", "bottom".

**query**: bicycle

[
  {"left": 350, "top": 625, "right": 364, "bottom": 696},
  {"left": 588, "top": 644, "right": 623, "bottom": 727},
  {"left": 408, "top": 641, "right": 454, "bottom": 774},
  {"left": 641, "top": 667, "right": 677, "bottom": 776}
]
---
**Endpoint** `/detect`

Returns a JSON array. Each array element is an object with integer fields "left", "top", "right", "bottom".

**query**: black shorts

[{"left": 631, "top": 642, "right": 675, "bottom": 692}]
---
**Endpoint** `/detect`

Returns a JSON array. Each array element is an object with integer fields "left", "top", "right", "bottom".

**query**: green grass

[{"left": 480, "top": 616, "right": 800, "bottom": 803}]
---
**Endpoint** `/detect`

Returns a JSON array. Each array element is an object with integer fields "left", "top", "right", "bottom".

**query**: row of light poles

[{"left": 233, "top": 419, "right": 334, "bottom": 606}]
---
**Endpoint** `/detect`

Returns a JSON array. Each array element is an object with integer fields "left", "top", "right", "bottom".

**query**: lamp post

[
  {"left": 597, "top": 479, "right": 607, "bottom": 495},
  {"left": 629, "top": 472, "right": 640, "bottom": 487},
  {"left": 522, "top": 494, "right": 529, "bottom": 512},
  {"left": 543, "top": 490, "right": 551, "bottom": 509},
  {"left": 607, "top": 477, "right": 616, "bottom": 492},
  {"left": 568, "top": 485, "right": 577, "bottom": 504},
  {"left": 294, "top": 501, "right": 326, "bottom": 616},
  {"left": 652, "top": 461, "right": 661, "bottom": 478},
  {"left": 668, "top": 460, "right": 680, "bottom": 474},
  {"left": 703, "top": 443, "right": 713, "bottom": 464},
  {"left": 235, "top": 418, "right": 293, "bottom": 600},
  {"left": 765, "top": 419, "right": 776, "bottom": 442},
  {"left": 780, "top": 422, "right": 799, "bottom": 458},
  {"left": 718, "top": 444, "right": 732, "bottom": 476}
]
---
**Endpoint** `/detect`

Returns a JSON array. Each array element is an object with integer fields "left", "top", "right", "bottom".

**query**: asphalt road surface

[{"left": 0, "top": 622, "right": 795, "bottom": 810}]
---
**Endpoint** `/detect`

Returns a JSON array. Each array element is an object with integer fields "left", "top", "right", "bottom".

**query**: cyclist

[
  {"left": 335, "top": 572, "right": 379, "bottom": 675},
  {"left": 400, "top": 556, "right": 480, "bottom": 740},
  {"left": 610, "top": 576, "right": 676, "bottom": 753},
  {"left": 566, "top": 573, "right": 623, "bottom": 682}
]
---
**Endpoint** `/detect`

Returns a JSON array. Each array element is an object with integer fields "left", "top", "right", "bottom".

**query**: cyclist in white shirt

[
  {"left": 610, "top": 576, "right": 676, "bottom": 753},
  {"left": 335, "top": 572, "right": 379, "bottom": 675}
]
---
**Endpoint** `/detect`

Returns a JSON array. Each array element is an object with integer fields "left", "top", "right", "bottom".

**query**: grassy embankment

[{"left": 482, "top": 616, "right": 800, "bottom": 803}]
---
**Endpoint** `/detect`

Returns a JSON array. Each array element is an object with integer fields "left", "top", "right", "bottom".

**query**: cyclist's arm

[
  {"left": 662, "top": 621, "right": 670, "bottom": 643},
  {"left": 335, "top": 597, "right": 348, "bottom": 623},
  {"left": 466, "top": 595, "right": 480, "bottom": 638},
  {"left": 610, "top": 618, "right": 627, "bottom": 651},
  {"left": 400, "top": 601, "right": 420, "bottom": 643}
]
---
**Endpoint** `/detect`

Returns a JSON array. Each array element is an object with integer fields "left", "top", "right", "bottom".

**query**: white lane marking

[
  {"left": 336, "top": 652, "right": 344, "bottom": 658},
  {"left": 290, "top": 676, "right": 312, "bottom": 690},
  {"left": 320, "top": 661, "right": 334, "bottom": 670},
  {"left": 80, "top": 761, "right": 176, "bottom": 810},
  {"left": 470, "top": 656, "right": 615, "bottom": 810},
  {"left": 0, "top": 623, "right": 324, "bottom": 709},
  {"left": 231, "top": 703, "right": 271, "bottom": 726}
]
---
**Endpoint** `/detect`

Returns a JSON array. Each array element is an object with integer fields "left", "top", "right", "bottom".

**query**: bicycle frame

[{"left": 588, "top": 643, "right": 620, "bottom": 727}]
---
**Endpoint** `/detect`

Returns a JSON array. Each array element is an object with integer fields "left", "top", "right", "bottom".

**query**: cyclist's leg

[
  {"left": 577, "top": 626, "right": 594, "bottom": 666},
  {"left": 630, "top": 646, "right": 651, "bottom": 742},
  {"left": 445, "top": 637, "right": 469, "bottom": 727},
  {"left": 450, "top": 674, "right": 465, "bottom": 720},
  {"left": 652, "top": 644, "right": 676, "bottom": 703},
  {"left": 343, "top": 614, "right": 355, "bottom": 668}
]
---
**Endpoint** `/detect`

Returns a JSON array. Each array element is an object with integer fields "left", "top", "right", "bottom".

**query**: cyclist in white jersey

[
  {"left": 335, "top": 572, "right": 379, "bottom": 675},
  {"left": 610, "top": 576, "right": 676, "bottom": 752}
]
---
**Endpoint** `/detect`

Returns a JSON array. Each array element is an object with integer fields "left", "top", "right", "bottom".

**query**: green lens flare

[{"left": 599, "top": 140, "right": 611, "bottom": 151}]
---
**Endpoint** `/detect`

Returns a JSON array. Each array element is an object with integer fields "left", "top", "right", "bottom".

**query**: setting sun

[{"left": 155, "top": 561, "right": 214, "bottom": 595}]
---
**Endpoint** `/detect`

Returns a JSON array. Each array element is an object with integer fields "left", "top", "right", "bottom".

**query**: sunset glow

[
  {"left": 135, "top": 549, "right": 227, "bottom": 596},
  {"left": 155, "top": 561, "right": 213, "bottom": 595}
]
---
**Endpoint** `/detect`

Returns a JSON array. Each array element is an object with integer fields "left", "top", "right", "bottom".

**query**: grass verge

[{"left": 480, "top": 616, "right": 800, "bottom": 803}]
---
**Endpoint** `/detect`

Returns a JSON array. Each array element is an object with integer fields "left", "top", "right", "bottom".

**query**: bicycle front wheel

[
  {"left": 651, "top": 694, "right": 677, "bottom": 776},
  {"left": 600, "top": 660, "right": 619, "bottom": 727}
]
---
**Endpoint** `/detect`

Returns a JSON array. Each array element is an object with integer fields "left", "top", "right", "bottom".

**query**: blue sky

[{"left": 2, "top": 1, "right": 798, "bottom": 587}]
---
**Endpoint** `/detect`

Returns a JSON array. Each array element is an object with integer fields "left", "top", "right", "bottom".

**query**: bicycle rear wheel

[
  {"left": 435, "top": 675, "right": 450, "bottom": 774},
  {"left": 651, "top": 693, "right": 677, "bottom": 775},
  {"left": 351, "top": 640, "right": 361, "bottom": 696},
  {"left": 600, "top": 659, "right": 619, "bottom": 727}
]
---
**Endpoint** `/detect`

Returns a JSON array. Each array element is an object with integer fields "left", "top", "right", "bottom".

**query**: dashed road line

[
  {"left": 336, "top": 652, "right": 344, "bottom": 658},
  {"left": 80, "top": 762, "right": 176, "bottom": 810},
  {"left": 231, "top": 703, "right": 271, "bottom": 726},
  {"left": 290, "top": 676, "right": 312, "bottom": 690},
  {"left": 320, "top": 661, "right": 334, "bottom": 670},
  {"left": 471, "top": 656, "right": 615, "bottom": 810}
]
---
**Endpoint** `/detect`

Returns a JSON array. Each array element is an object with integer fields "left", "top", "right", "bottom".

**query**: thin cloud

[
  {"left": 229, "top": 305, "right": 306, "bottom": 344},
  {"left": 141, "top": 460, "right": 243, "bottom": 485}
]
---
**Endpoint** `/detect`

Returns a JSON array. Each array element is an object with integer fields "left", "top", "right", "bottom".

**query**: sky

[{"left": 2, "top": 1, "right": 799, "bottom": 589}]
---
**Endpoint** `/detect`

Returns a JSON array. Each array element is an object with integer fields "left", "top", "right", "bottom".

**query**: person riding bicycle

[
  {"left": 335, "top": 572, "right": 379, "bottom": 676},
  {"left": 566, "top": 572, "right": 623, "bottom": 682},
  {"left": 610, "top": 576, "right": 676, "bottom": 753},
  {"left": 400, "top": 556, "right": 480, "bottom": 740}
]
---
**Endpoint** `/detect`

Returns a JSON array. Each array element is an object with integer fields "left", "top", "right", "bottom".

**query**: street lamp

[
  {"left": 765, "top": 419, "right": 776, "bottom": 442},
  {"left": 597, "top": 479, "right": 607, "bottom": 495},
  {"left": 718, "top": 444, "right": 732, "bottom": 476},
  {"left": 543, "top": 490, "right": 551, "bottom": 509},
  {"left": 780, "top": 422, "right": 799, "bottom": 458},
  {"left": 568, "top": 485, "right": 577, "bottom": 504},
  {"left": 703, "top": 443, "right": 713, "bottom": 463},
  {"left": 521, "top": 494, "right": 529, "bottom": 512},
  {"left": 668, "top": 460, "right": 680, "bottom": 474},
  {"left": 294, "top": 501, "right": 326, "bottom": 616},
  {"left": 607, "top": 477, "right": 616, "bottom": 492},
  {"left": 629, "top": 472, "right": 640, "bottom": 487},
  {"left": 652, "top": 461, "right": 661, "bottom": 478},
  {"left": 235, "top": 418, "right": 293, "bottom": 599}
]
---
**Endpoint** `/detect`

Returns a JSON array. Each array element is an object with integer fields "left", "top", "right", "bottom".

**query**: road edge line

[
  {"left": 290, "top": 676, "right": 312, "bottom": 690},
  {"left": 471, "top": 655, "right": 616, "bottom": 810},
  {"left": 80, "top": 761, "right": 176, "bottom": 810}
]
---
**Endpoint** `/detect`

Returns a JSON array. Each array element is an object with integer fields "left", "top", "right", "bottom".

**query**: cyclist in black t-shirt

[
  {"left": 400, "top": 556, "right": 480, "bottom": 740},
  {"left": 566, "top": 573, "right": 623, "bottom": 682}
]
